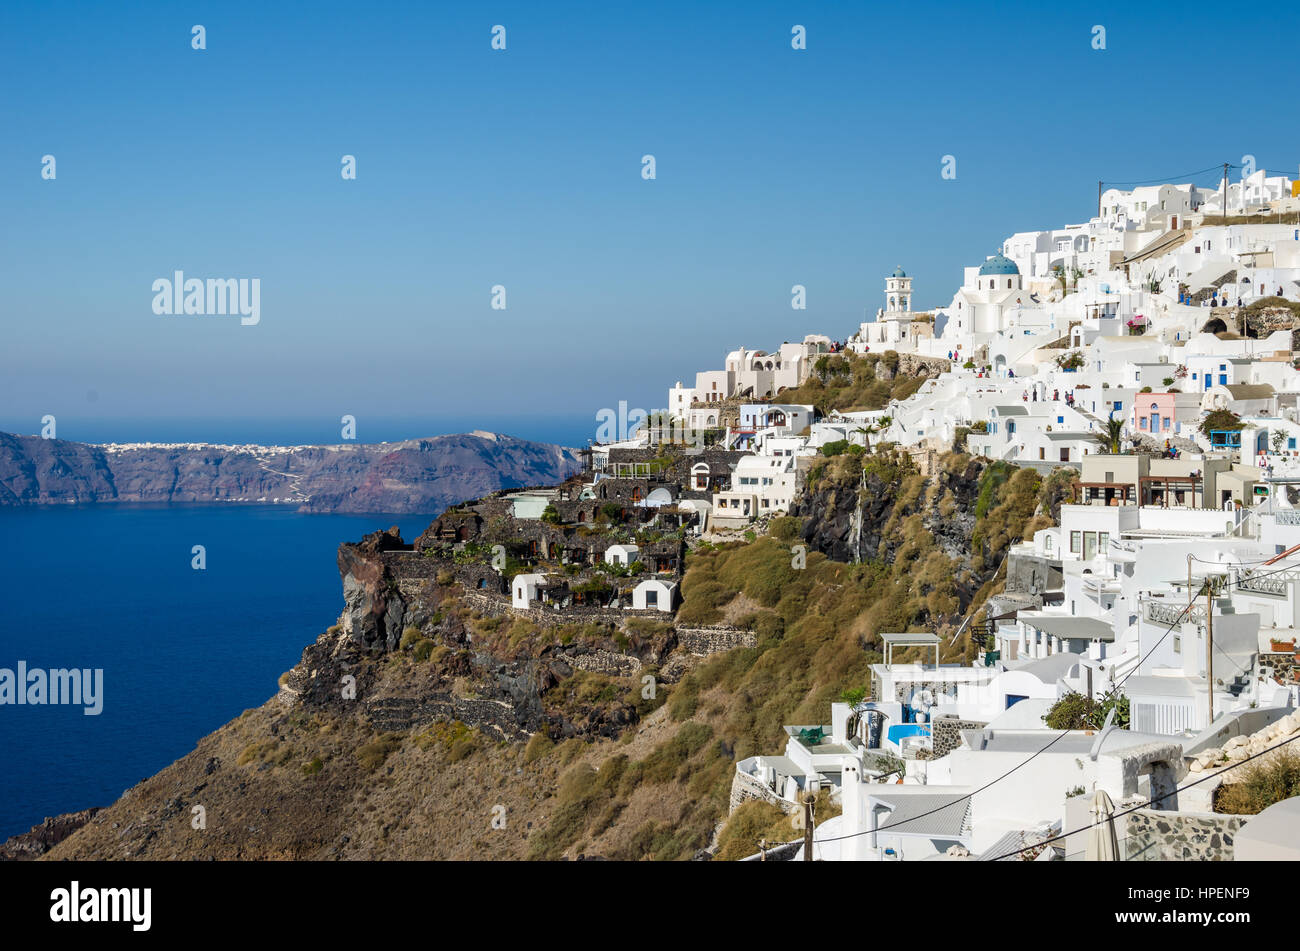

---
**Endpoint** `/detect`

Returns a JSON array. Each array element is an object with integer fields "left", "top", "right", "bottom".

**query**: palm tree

[
  {"left": 853, "top": 424, "right": 874, "bottom": 452},
  {"left": 1096, "top": 414, "right": 1124, "bottom": 454}
]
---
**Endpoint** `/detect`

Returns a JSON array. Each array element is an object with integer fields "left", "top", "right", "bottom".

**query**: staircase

[{"left": 1120, "top": 228, "right": 1192, "bottom": 268}]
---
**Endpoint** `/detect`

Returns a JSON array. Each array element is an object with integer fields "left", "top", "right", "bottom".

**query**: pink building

[{"left": 1132, "top": 393, "right": 1177, "bottom": 436}]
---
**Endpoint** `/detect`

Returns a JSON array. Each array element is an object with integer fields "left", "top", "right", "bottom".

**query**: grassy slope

[{"left": 44, "top": 411, "right": 1064, "bottom": 862}]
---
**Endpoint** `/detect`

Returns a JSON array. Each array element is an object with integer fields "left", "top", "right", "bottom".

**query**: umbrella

[{"left": 1086, "top": 789, "right": 1119, "bottom": 861}]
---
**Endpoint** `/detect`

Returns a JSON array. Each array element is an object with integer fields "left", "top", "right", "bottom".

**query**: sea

[{"left": 0, "top": 414, "right": 596, "bottom": 840}]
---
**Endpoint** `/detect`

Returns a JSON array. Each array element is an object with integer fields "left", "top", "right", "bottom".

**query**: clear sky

[{"left": 3, "top": 0, "right": 1298, "bottom": 446}]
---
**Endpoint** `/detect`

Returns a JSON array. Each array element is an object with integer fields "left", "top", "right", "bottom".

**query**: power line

[
  {"left": 1101, "top": 164, "right": 1240, "bottom": 189},
  {"left": 814, "top": 554, "right": 1300, "bottom": 848},
  {"left": 986, "top": 729, "right": 1300, "bottom": 860}
]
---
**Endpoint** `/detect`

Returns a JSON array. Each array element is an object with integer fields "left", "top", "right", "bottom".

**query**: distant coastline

[{"left": 0, "top": 430, "right": 581, "bottom": 515}]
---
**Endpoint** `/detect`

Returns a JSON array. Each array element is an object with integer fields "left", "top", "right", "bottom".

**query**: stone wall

[
  {"left": 932, "top": 716, "right": 987, "bottom": 758},
  {"left": 457, "top": 589, "right": 668, "bottom": 627},
  {"left": 1005, "top": 552, "right": 1063, "bottom": 596},
  {"left": 897, "top": 353, "right": 951, "bottom": 377},
  {"left": 676, "top": 626, "right": 757, "bottom": 655},
  {"left": 1121, "top": 809, "right": 1247, "bottom": 861},
  {"left": 729, "top": 769, "right": 797, "bottom": 815},
  {"left": 558, "top": 648, "right": 643, "bottom": 676},
  {"left": 1261, "top": 650, "right": 1300, "bottom": 685}
]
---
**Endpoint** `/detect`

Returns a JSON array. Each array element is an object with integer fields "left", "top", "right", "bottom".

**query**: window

[
  {"left": 1113, "top": 401, "right": 1122, "bottom": 412},
  {"left": 1173, "top": 634, "right": 1181, "bottom": 654},
  {"left": 1070, "top": 531, "right": 1081, "bottom": 553},
  {"left": 1099, "top": 531, "right": 1109, "bottom": 550},
  {"left": 1163, "top": 417, "right": 1171, "bottom": 430},
  {"left": 1058, "top": 416, "right": 1064, "bottom": 424},
  {"left": 1083, "top": 531, "right": 1097, "bottom": 560},
  {"left": 1219, "top": 374, "right": 1228, "bottom": 386}
]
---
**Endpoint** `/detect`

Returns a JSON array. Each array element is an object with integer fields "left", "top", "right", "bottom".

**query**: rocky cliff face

[
  {"left": 0, "top": 431, "right": 579, "bottom": 514},
  {"left": 791, "top": 453, "right": 985, "bottom": 565}
]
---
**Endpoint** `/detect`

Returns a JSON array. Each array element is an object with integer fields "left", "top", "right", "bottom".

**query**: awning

[{"left": 1019, "top": 614, "right": 1114, "bottom": 641}]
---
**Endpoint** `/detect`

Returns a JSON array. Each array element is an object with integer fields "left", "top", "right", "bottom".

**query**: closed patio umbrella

[{"left": 1086, "top": 789, "right": 1119, "bottom": 861}]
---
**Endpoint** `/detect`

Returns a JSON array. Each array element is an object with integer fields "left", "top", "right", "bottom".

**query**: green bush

[
  {"left": 356, "top": 732, "right": 405, "bottom": 771},
  {"left": 1215, "top": 748, "right": 1300, "bottom": 815}
]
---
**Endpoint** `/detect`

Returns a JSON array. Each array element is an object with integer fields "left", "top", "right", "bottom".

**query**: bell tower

[{"left": 886, "top": 265, "right": 912, "bottom": 314}]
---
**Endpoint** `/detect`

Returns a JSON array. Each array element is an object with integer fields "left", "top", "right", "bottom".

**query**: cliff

[{"left": 0, "top": 431, "right": 579, "bottom": 514}]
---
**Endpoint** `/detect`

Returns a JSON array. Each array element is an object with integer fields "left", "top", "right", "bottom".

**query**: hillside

[
  {"left": 0, "top": 431, "right": 579, "bottom": 514},
  {"left": 34, "top": 444, "right": 1057, "bottom": 862}
]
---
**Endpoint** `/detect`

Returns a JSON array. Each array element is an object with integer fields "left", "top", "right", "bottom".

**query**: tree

[
  {"left": 1043, "top": 689, "right": 1129, "bottom": 731},
  {"left": 1096, "top": 414, "right": 1125, "bottom": 454},
  {"left": 840, "top": 686, "right": 869, "bottom": 737},
  {"left": 1199, "top": 408, "right": 1242, "bottom": 440},
  {"left": 1051, "top": 264, "right": 1068, "bottom": 297}
]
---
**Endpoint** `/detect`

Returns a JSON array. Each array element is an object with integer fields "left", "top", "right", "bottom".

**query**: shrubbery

[{"left": 1215, "top": 748, "right": 1300, "bottom": 815}]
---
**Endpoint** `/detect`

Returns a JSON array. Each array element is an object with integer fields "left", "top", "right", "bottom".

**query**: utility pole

[
  {"left": 802, "top": 792, "right": 815, "bottom": 862},
  {"left": 1098, "top": 180, "right": 1104, "bottom": 219},
  {"left": 1205, "top": 578, "right": 1215, "bottom": 725},
  {"left": 1222, "top": 163, "right": 1230, "bottom": 226}
]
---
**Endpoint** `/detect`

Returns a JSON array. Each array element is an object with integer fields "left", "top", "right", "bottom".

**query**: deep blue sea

[{"left": 0, "top": 505, "right": 435, "bottom": 839}]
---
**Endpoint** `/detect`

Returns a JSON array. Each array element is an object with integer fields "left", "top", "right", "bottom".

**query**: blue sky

[{"left": 3, "top": 0, "right": 1298, "bottom": 445}]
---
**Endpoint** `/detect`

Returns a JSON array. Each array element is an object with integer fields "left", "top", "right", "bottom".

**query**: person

[
  {"left": 1022, "top": 390, "right": 1029, "bottom": 402},
  {"left": 1032, "top": 389, "right": 1038, "bottom": 401},
  {"left": 1053, "top": 389, "right": 1059, "bottom": 401}
]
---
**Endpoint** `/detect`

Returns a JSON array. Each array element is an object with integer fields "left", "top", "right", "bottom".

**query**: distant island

[{"left": 0, "top": 431, "right": 581, "bottom": 515}]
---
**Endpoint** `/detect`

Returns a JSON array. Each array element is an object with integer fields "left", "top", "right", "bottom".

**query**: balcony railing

[{"left": 1144, "top": 600, "right": 1204, "bottom": 626}]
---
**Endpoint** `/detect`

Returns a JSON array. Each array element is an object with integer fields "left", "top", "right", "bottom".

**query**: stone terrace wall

[
  {"left": 456, "top": 589, "right": 668, "bottom": 627},
  {"left": 676, "top": 626, "right": 757, "bottom": 655},
  {"left": 932, "top": 717, "right": 987, "bottom": 758},
  {"left": 729, "top": 769, "right": 797, "bottom": 815},
  {"left": 1121, "top": 809, "right": 1247, "bottom": 862}
]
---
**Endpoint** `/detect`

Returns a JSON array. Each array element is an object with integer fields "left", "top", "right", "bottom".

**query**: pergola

[
  {"left": 1139, "top": 475, "right": 1200, "bottom": 507},
  {"left": 880, "top": 632, "right": 942, "bottom": 668},
  {"left": 1075, "top": 481, "right": 1135, "bottom": 505}
]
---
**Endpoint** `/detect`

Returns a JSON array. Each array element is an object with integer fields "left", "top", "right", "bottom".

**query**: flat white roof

[{"left": 880, "top": 632, "right": 942, "bottom": 645}]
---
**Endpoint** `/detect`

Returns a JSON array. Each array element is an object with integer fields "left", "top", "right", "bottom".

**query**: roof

[
  {"left": 1016, "top": 651, "right": 1085, "bottom": 682},
  {"left": 977, "top": 826, "right": 1057, "bottom": 861},
  {"left": 1017, "top": 614, "right": 1115, "bottom": 641},
  {"left": 979, "top": 252, "right": 1020, "bottom": 276},
  {"left": 870, "top": 792, "right": 973, "bottom": 839},
  {"left": 1224, "top": 383, "right": 1275, "bottom": 400},
  {"left": 892, "top": 265, "right": 907, "bottom": 278},
  {"left": 880, "top": 632, "right": 942, "bottom": 645},
  {"left": 992, "top": 405, "right": 1029, "bottom": 416},
  {"left": 1233, "top": 797, "right": 1300, "bottom": 860}
]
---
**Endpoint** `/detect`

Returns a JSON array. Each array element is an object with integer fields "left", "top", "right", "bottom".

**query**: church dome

[
  {"left": 892, "top": 265, "right": 907, "bottom": 278},
  {"left": 978, "top": 253, "right": 1020, "bottom": 276}
]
